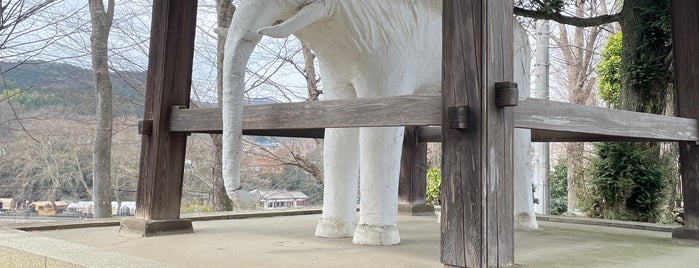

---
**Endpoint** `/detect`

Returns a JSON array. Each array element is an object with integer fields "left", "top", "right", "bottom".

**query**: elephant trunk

[
  {"left": 221, "top": 0, "right": 332, "bottom": 209},
  {"left": 221, "top": 27, "right": 262, "bottom": 209}
]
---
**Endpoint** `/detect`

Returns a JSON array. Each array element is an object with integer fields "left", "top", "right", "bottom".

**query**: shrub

[
  {"left": 549, "top": 161, "right": 568, "bottom": 215},
  {"left": 589, "top": 142, "right": 667, "bottom": 222},
  {"left": 426, "top": 167, "right": 441, "bottom": 205}
]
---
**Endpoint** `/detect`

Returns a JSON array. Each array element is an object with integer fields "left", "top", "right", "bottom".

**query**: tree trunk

[
  {"left": 89, "top": 0, "right": 115, "bottom": 219},
  {"left": 566, "top": 142, "right": 584, "bottom": 213},
  {"left": 302, "top": 44, "right": 320, "bottom": 101},
  {"left": 532, "top": 19, "right": 550, "bottom": 214},
  {"left": 551, "top": 1, "right": 601, "bottom": 214},
  {"left": 619, "top": 0, "right": 671, "bottom": 116},
  {"left": 211, "top": 0, "right": 235, "bottom": 211},
  {"left": 618, "top": 0, "right": 671, "bottom": 163}
]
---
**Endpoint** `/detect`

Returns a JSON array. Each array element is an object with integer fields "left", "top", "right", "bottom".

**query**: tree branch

[{"left": 514, "top": 6, "right": 622, "bottom": 27}]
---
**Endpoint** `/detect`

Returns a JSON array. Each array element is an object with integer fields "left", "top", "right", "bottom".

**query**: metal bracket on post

[
  {"left": 138, "top": 120, "right": 153, "bottom": 135},
  {"left": 495, "top": 82, "right": 519, "bottom": 107},
  {"left": 447, "top": 105, "right": 469, "bottom": 130}
]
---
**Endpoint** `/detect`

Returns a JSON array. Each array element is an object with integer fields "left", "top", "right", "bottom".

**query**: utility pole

[{"left": 532, "top": 20, "right": 550, "bottom": 215}]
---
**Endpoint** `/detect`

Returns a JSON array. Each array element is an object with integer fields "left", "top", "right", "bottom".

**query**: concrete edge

[
  {"left": 0, "top": 228, "right": 168, "bottom": 268},
  {"left": 536, "top": 214, "right": 677, "bottom": 232},
  {"left": 11, "top": 208, "right": 323, "bottom": 232}
]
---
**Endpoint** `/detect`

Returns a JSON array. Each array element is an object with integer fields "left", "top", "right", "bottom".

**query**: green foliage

[
  {"left": 549, "top": 161, "right": 568, "bottom": 215},
  {"left": 516, "top": 0, "right": 565, "bottom": 15},
  {"left": 620, "top": 1, "right": 672, "bottom": 113},
  {"left": 597, "top": 32, "right": 622, "bottom": 108},
  {"left": 426, "top": 167, "right": 441, "bottom": 205},
  {"left": 589, "top": 143, "right": 667, "bottom": 222}
]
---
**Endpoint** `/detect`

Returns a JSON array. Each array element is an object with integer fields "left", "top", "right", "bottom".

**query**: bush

[
  {"left": 426, "top": 167, "right": 441, "bottom": 205},
  {"left": 549, "top": 162, "right": 568, "bottom": 215},
  {"left": 589, "top": 143, "right": 667, "bottom": 222}
]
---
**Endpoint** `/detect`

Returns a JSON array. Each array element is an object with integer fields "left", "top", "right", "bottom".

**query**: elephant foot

[
  {"left": 514, "top": 212, "right": 539, "bottom": 230},
  {"left": 315, "top": 216, "right": 355, "bottom": 238},
  {"left": 352, "top": 224, "right": 400, "bottom": 246}
]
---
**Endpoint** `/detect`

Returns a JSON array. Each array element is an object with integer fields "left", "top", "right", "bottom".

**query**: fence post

[
  {"left": 398, "top": 126, "right": 435, "bottom": 216},
  {"left": 441, "top": 0, "right": 515, "bottom": 267},
  {"left": 119, "top": 0, "right": 198, "bottom": 237},
  {"left": 671, "top": 0, "right": 699, "bottom": 245}
]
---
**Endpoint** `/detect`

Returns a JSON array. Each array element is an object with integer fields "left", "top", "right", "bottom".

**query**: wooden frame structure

[{"left": 126, "top": 0, "right": 699, "bottom": 266}]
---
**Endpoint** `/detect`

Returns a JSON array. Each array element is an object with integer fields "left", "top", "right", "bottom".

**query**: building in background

[{"left": 259, "top": 190, "right": 308, "bottom": 210}]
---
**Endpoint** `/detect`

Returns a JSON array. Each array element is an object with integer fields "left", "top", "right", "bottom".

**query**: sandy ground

[{"left": 31, "top": 213, "right": 699, "bottom": 268}]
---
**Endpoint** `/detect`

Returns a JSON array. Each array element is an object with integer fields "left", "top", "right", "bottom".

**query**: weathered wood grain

[
  {"left": 671, "top": 1, "right": 699, "bottom": 233},
  {"left": 169, "top": 97, "right": 698, "bottom": 143},
  {"left": 441, "top": 0, "right": 514, "bottom": 266},
  {"left": 517, "top": 98, "right": 699, "bottom": 142},
  {"left": 134, "top": 0, "right": 197, "bottom": 221},
  {"left": 169, "top": 95, "right": 442, "bottom": 132},
  {"left": 398, "top": 126, "right": 428, "bottom": 206}
]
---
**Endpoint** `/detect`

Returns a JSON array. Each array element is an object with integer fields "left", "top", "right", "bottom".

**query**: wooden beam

[
  {"left": 441, "top": 0, "right": 514, "bottom": 266},
  {"left": 242, "top": 129, "right": 325, "bottom": 139},
  {"left": 517, "top": 98, "right": 698, "bottom": 142},
  {"left": 398, "top": 126, "right": 434, "bottom": 216},
  {"left": 170, "top": 97, "right": 699, "bottom": 143},
  {"left": 169, "top": 95, "right": 442, "bottom": 132},
  {"left": 671, "top": 0, "right": 699, "bottom": 243},
  {"left": 132, "top": 0, "right": 197, "bottom": 222}
]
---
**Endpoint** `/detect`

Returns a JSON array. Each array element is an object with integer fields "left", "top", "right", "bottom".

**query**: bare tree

[
  {"left": 0, "top": 114, "right": 94, "bottom": 202},
  {"left": 547, "top": 0, "right": 608, "bottom": 213},
  {"left": 88, "top": 0, "right": 115, "bottom": 218}
]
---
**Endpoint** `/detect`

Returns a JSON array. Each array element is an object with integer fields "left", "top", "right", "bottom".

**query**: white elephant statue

[{"left": 222, "top": 0, "right": 533, "bottom": 245}]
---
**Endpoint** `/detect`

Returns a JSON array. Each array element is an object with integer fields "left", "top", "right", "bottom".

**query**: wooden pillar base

[
  {"left": 118, "top": 218, "right": 193, "bottom": 238},
  {"left": 398, "top": 203, "right": 435, "bottom": 216},
  {"left": 672, "top": 227, "right": 699, "bottom": 246}
]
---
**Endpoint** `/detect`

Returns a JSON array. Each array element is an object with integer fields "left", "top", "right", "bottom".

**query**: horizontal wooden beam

[
  {"left": 170, "top": 95, "right": 441, "bottom": 132},
  {"left": 243, "top": 129, "right": 324, "bottom": 139},
  {"left": 517, "top": 98, "right": 699, "bottom": 142},
  {"left": 169, "top": 96, "right": 699, "bottom": 143}
]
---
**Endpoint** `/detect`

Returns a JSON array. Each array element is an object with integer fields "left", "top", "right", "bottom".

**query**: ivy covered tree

[
  {"left": 515, "top": 0, "right": 672, "bottom": 116},
  {"left": 517, "top": 0, "right": 675, "bottom": 219}
]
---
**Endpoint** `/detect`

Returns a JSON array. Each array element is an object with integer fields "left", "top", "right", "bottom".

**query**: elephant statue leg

[
  {"left": 315, "top": 84, "right": 360, "bottom": 238},
  {"left": 348, "top": 58, "right": 417, "bottom": 245},
  {"left": 352, "top": 126, "right": 404, "bottom": 245}
]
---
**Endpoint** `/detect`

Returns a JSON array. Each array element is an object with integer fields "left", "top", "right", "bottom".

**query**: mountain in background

[{"left": 0, "top": 61, "right": 146, "bottom": 116}]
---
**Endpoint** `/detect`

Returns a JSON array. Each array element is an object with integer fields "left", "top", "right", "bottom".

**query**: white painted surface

[
  {"left": 513, "top": 22, "right": 539, "bottom": 230},
  {"left": 532, "top": 20, "right": 551, "bottom": 215}
]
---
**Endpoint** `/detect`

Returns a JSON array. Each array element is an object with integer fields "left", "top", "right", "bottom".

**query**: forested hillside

[{"left": 0, "top": 61, "right": 145, "bottom": 116}]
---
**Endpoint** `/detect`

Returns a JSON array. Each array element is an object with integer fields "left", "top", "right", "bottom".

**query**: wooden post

[
  {"left": 441, "top": 0, "right": 514, "bottom": 267},
  {"left": 670, "top": 0, "right": 699, "bottom": 244},
  {"left": 119, "top": 0, "right": 198, "bottom": 237},
  {"left": 398, "top": 126, "right": 435, "bottom": 216}
]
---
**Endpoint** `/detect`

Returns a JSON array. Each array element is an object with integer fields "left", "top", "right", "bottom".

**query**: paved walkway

[{"left": 3, "top": 213, "right": 699, "bottom": 267}]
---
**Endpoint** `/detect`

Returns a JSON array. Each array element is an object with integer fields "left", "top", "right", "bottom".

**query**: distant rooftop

[{"left": 259, "top": 190, "right": 309, "bottom": 200}]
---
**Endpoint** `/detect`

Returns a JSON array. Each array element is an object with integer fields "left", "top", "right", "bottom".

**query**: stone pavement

[{"left": 2, "top": 212, "right": 699, "bottom": 267}]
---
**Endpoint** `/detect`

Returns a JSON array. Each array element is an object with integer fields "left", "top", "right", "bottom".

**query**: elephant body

[{"left": 222, "top": 0, "right": 532, "bottom": 246}]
